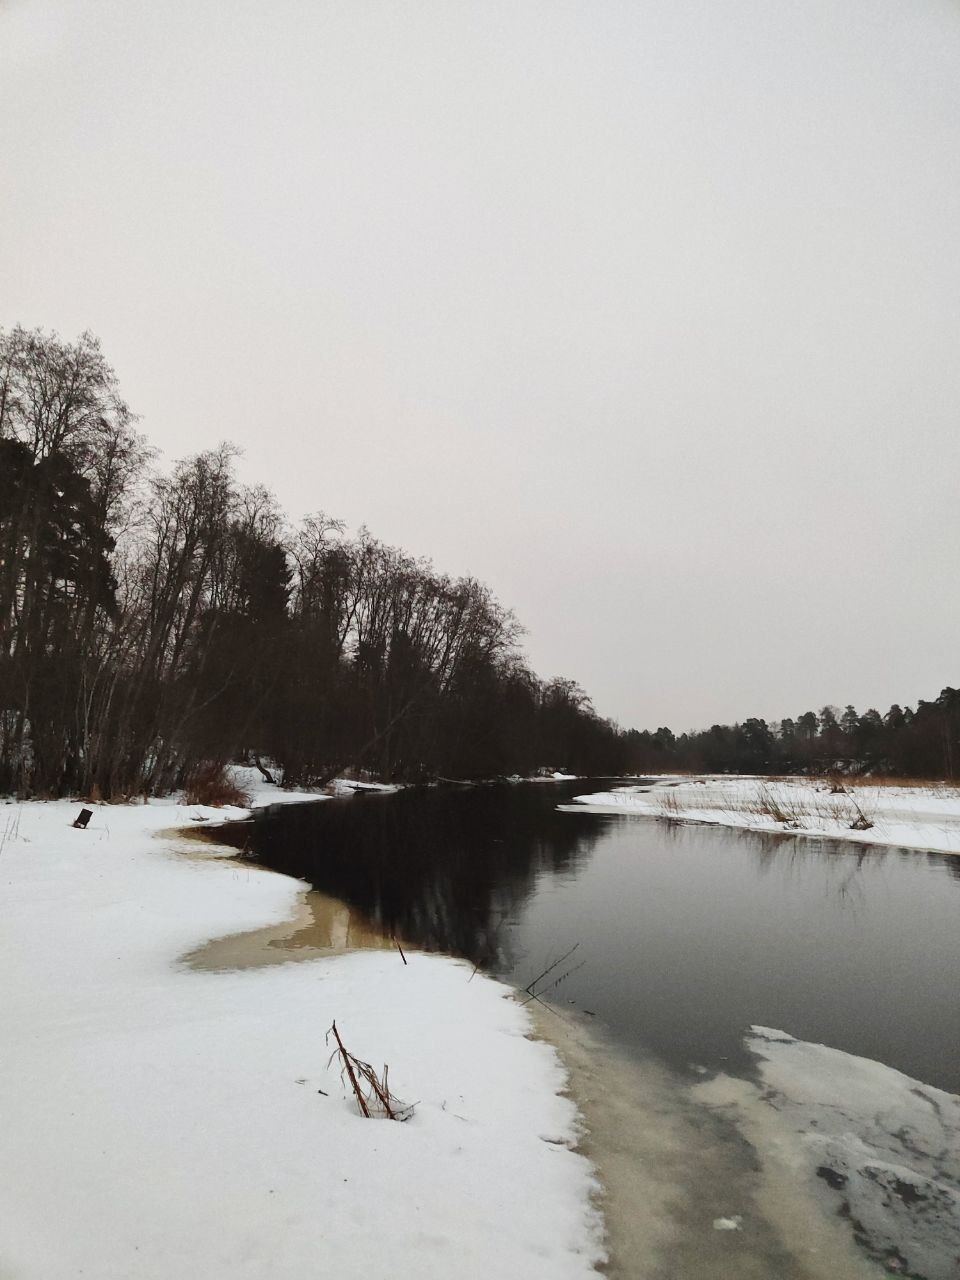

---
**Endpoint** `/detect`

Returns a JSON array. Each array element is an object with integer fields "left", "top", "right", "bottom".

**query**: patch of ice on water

[{"left": 746, "top": 1027, "right": 960, "bottom": 1280}]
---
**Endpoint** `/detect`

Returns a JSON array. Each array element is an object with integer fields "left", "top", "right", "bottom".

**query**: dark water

[{"left": 215, "top": 781, "right": 960, "bottom": 1093}]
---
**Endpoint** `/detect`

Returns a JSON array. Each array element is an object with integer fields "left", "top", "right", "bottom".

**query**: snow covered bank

[
  {"left": 571, "top": 775, "right": 960, "bottom": 855},
  {"left": 226, "top": 765, "right": 398, "bottom": 804},
  {"left": 696, "top": 1028, "right": 960, "bottom": 1280},
  {"left": 0, "top": 794, "right": 603, "bottom": 1279}
]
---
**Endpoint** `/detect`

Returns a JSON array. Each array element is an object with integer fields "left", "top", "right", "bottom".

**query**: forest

[
  {"left": 1, "top": 326, "right": 956, "bottom": 798},
  {"left": 624, "top": 694, "right": 960, "bottom": 781},
  {"left": 0, "top": 327, "right": 628, "bottom": 797}
]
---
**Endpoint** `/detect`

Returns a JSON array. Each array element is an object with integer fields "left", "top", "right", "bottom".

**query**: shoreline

[
  {"left": 184, "top": 820, "right": 886, "bottom": 1280},
  {"left": 527, "top": 1005, "right": 880, "bottom": 1280},
  {"left": 0, "top": 792, "right": 604, "bottom": 1280},
  {"left": 5, "top": 780, "right": 956, "bottom": 1277},
  {"left": 180, "top": 778, "right": 959, "bottom": 1279},
  {"left": 167, "top": 776, "right": 960, "bottom": 1280},
  {"left": 569, "top": 774, "right": 960, "bottom": 857}
]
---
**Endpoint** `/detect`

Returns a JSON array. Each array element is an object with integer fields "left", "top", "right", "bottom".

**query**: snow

[
  {"left": 326, "top": 777, "right": 400, "bottom": 795},
  {"left": 0, "top": 789, "right": 604, "bottom": 1280},
  {"left": 693, "top": 1026, "right": 960, "bottom": 1278},
  {"left": 742, "top": 1027, "right": 960, "bottom": 1279},
  {"left": 228, "top": 765, "right": 399, "bottom": 802},
  {"left": 521, "top": 772, "right": 580, "bottom": 784},
  {"left": 571, "top": 775, "right": 960, "bottom": 855}
]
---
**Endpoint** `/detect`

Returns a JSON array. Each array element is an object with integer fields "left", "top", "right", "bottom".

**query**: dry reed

[{"left": 326, "top": 1021, "right": 415, "bottom": 1121}]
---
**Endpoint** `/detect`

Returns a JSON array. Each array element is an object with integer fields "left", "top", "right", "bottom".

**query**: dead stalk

[{"left": 326, "top": 1021, "right": 414, "bottom": 1121}]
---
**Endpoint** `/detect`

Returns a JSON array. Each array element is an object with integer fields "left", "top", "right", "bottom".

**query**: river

[{"left": 208, "top": 778, "right": 960, "bottom": 1095}]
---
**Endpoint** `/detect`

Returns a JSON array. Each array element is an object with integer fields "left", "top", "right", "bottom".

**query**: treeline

[
  {"left": 0, "top": 327, "right": 629, "bottom": 798},
  {"left": 626, "top": 693, "right": 960, "bottom": 780},
  {"left": 4, "top": 326, "right": 954, "bottom": 798}
]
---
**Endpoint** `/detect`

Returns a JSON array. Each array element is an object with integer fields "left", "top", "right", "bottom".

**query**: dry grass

[
  {"left": 849, "top": 774, "right": 960, "bottom": 796},
  {"left": 767, "top": 772, "right": 960, "bottom": 796},
  {"left": 642, "top": 770, "right": 960, "bottom": 838},
  {"left": 651, "top": 777, "right": 879, "bottom": 833},
  {"left": 655, "top": 790, "right": 684, "bottom": 820},
  {"left": 182, "top": 762, "right": 252, "bottom": 808},
  {"left": 752, "top": 781, "right": 807, "bottom": 827},
  {"left": 746, "top": 781, "right": 876, "bottom": 832},
  {"left": 0, "top": 806, "right": 22, "bottom": 857},
  {"left": 326, "top": 1021, "right": 414, "bottom": 1121}
]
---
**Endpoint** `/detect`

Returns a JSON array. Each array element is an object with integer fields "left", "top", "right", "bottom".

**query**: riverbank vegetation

[
  {"left": 576, "top": 775, "right": 960, "bottom": 857},
  {"left": 0, "top": 326, "right": 629, "bottom": 797}
]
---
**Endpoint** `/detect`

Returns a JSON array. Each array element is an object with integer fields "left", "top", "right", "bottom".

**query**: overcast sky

[{"left": 2, "top": 0, "right": 959, "bottom": 730}]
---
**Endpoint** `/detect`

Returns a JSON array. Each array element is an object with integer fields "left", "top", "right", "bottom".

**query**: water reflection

[
  {"left": 210, "top": 783, "right": 960, "bottom": 1092},
  {"left": 213, "top": 783, "right": 608, "bottom": 968}
]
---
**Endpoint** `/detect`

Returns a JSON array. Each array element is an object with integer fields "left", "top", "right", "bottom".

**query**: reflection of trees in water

[
  {"left": 650, "top": 821, "right": 878, "bottom": 915},
  {"left": 924, "top": 849, "right": 960, "bottom": 882},
  {"left": 220, "top": 792, "right": 960, "bottom": 970},
  {"left": 735, "top": 826, "right": 960, "bottom": 909},
  {"left": 744, "top": 830, "right": 890, "bottom": 912},
  {"left": 219, "top": 785, "right": 607, "bottom": 968},
  {"left": 657, "top": 817, "right": 894, "bottom": 904},
  {"left": 739, "top": 826, "right": 960, "bottom": 889}
]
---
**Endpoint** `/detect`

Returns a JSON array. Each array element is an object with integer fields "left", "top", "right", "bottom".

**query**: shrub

[{"left": 182, "top": 762, "right": 251, "bottom": 808}]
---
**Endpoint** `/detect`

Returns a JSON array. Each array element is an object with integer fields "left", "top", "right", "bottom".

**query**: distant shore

[{"left": 569, "top": 773, "right": 960, "bottom": 856}]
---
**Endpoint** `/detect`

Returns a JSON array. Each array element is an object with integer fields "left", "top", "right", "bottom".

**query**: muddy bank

[{"left": 183, "top": 884, "right": 398, "bottom": 969}]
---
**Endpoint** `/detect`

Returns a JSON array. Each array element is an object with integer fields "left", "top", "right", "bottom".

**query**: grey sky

[{"left": 3, "top": 0, "right": 959, "bottom": 730}]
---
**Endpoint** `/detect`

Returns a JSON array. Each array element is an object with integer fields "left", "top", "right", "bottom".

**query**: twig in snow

[
  {"left": 325, "top": 1021, "right": 415, "bottom": 1121},
  {"left": 0, "top": 808, "right": 22, "bottom": 857}
]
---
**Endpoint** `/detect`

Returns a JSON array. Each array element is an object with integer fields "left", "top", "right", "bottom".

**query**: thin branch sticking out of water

[{"left": 520, "top": 943, "right": 584, "bottom": 1008}]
